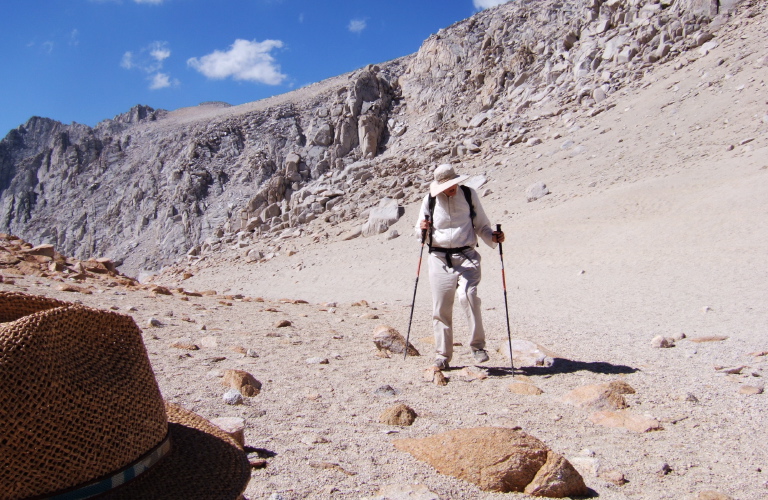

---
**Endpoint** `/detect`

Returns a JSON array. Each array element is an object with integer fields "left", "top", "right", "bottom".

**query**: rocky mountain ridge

[{"left": 0, "top": 0, "right": 756, "bottom": 276}]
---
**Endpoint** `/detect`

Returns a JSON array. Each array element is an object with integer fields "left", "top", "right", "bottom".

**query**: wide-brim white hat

[{"left": 429, "top": 164, "right": 469, "bottom": 197}]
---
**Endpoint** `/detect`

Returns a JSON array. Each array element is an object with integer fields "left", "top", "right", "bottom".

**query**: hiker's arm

[
  {"left": 414, "top": 195, "right": 430, "bottom": 239},
  {"left": 471, "top": 188, "right": 497, "bottom": 248}
]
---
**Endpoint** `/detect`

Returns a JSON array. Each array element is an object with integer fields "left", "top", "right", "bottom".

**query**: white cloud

[
  {"left": 473, "top": 0, "right": 511, "bottom": 9},
  {"left": 133, "top": 0, "right": 165, "bottom": 4},
  {"left": 121, "top": 41, "right": 179, "bottom": 89},
  {"left": 149, "top": 72, "right": 178, "bottom": 89},
  {"left": 149, "top": 42, "right": 170, "bottom": 62},
  {"left": 41, "top": 41, "right": 54, "bottom": 54},
  {"left": 187, "top": 39, "right": 286, "bottom": 85},
  {"left": 348, "top": 18, "right": 367, "bottom": 34},
  {"left": 69, "top": 29, "right": 80, "bottom": 46},
  {"left": 120, "top": 41, "right": 170, "bottom": 72},
  {"left": 121, "top": 51, "right": 134, "bottom": 69}
]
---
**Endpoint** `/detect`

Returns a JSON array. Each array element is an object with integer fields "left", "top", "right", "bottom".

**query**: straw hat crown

[{"left": 0, "top": 292, "right": 250, "bottom": 500}]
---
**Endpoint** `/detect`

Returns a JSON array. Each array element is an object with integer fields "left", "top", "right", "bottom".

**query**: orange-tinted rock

[
  {"left": 380, "top": 404, "right": 417, "bottom": 426},
  {"left": 223, "top": 369, "right": 261, "bottom": 397},
  {"left": 563, "top": 383, "right": 628, "bottom": 411},
  {"left": 509, "top": 382, "right": 544, "bottom": 396},
  {"left": 393, "top": 427, "right": 587, "bottom": 497},
  {"left": 589, "top": 410, "right": 662, "bottom": 432}
]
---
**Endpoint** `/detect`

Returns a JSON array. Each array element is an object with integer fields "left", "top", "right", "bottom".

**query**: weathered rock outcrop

[{"left": 0, "top": 0, "right": 751, "bottom": 274}]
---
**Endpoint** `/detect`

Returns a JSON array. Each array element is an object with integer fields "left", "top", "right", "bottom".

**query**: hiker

[{"left": 415, "top": 164, "right": 504, "bottom": 370}]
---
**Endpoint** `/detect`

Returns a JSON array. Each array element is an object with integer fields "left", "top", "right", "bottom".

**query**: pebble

[
  {"left": 222, "top": 388, "right": 243, "bottom": 405},
  {"left": 374, "top": 385, "right": 397, "bottom": 396},
  {"left": 657, "top": 462, "right": 672, "bottom": 476},
  {"left": 651, "top": 335, "right": 674, "bottom": 348},
  {"left": 306, "top": 357, "right": 329, "bottom": 364}
]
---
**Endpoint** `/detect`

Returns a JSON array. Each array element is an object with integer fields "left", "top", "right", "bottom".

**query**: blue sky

[{"left": 1, "top": 0, "right": 510, "bottom": 137}]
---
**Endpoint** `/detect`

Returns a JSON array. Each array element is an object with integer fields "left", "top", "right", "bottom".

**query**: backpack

[{"left": 427, "top": 185, "right": 476, "bottom": 247}]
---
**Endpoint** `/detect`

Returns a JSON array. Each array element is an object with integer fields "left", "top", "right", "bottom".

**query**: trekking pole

[
  {"left": 404, "top": 215, "right": 429, "bottom": 360},
  {"left": 496, "top": 224, "right": 515, "bottom": 373}
]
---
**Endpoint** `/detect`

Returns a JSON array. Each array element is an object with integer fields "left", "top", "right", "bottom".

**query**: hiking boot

[
  {"left": 473, "top": 349, "right": 489, "bottom": 364},
  {"left": 434, "top": 358, "right": 449, "bottom": 370}
]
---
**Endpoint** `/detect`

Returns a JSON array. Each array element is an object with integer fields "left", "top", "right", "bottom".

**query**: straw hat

[
  {"left": 0, "top": 291, "right": 251, "bottom": 500},
  {"left": 429, "top": 164, "right": 469, "bottom": 197}
]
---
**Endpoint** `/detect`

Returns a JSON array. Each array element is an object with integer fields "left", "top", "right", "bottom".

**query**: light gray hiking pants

[{"left": 428, "top": 247, "right": 486, "bottom": 363}]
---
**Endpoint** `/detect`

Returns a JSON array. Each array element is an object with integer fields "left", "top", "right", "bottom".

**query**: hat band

[{"left": 31, "top": 433, "right": 172, "bottom": 500}]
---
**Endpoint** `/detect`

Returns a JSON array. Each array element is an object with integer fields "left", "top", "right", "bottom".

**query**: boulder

[
  {"left": 373, "top": 325, "right": 419, "bottom": 357},
  {"left": 20, "top": 244, "right": 55, "bottom": 258},
  {"left": 222, "top": 369, "right": 262, "bottom": 397},
  {"left": 362, "top": 198, "right": 402, "bottom": 237},
  {"left": 526, "top": 182, "right": 550, "bottom": 202},
  {"left": 393, "top": 427, "right": 587, "bottom": 497}
]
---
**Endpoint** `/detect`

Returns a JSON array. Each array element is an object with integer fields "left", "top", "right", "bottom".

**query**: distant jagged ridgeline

[{"left": 0, "top": 0, "right": 751, "bottom": 275}]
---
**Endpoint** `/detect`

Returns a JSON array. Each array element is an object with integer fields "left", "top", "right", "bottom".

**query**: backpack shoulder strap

[
  {"left": 427, "top": 195, "right": 436, "bottom": 247},
  {"left": 461, "top": 185, "right": 476, "bottom": 222}
]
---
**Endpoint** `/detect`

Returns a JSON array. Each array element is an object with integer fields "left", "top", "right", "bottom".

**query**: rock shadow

[
  {"left": 484, "top": 358, "right": 639, "bottom": 378},
  {"left": 244, "top": 446, "right": 277, "bottom": 458}
]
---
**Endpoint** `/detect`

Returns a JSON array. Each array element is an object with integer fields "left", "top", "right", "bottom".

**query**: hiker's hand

[
  {"left": 420, "top": 219, "right": 431, "bottom": 231},
  {"left": 492, "top": 231, "right": 505, "bottom": 243}
]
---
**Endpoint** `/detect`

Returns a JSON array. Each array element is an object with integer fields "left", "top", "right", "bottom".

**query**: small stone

[
  {"left": 696, "top": 490, "right": 734, "bottom": 500},
  {"left": 369, "top": 484, "right": 439, "bottom": 500},
  {"left": 508, "top": 382, "right": 544, "bottom": 396},
  {"left": 306, "top": 356, "right": 329, "bottom": 365},
  {"left": 380, "top": 403, "right": 418, "bottom": 426},
  {"left": 689, "top": 335, "right": 728, "bottom": 343},
  {"left": 590, "top": 410, "right": 662, "bottom": 432},
  {"left": 570, "top": 456, "right": 600, "bottom": 477},
  {"left": 599, "top": 469, "right": 627, "bottom": 485},
  {"left": 301, "top": 433, "right": 329, "bottom": 445},
  {"left": 684, "top": 393, "right": 699, "bottom": 403},
  {"left": 657, "top": 462, "right": 672, "bottom": 476},
  {"left": 738, "top": 385, "right": 764, "bottom": 395},
  {"left": 222, "top": 369, "right": 262, "bottom": 397},
  {"left": 199, "top": 336, "right": 218, "bottom": 348},
  {"left": 274, "top": 319, "right": 291, "bottom": 328},
  {"left": 457, "top": 366, "right": 488, "bottom": 382},
  {"left": 147, "top": 317, "right": 162, "bottom": 327},
  {"left": 651, "top": 335, "right": 674, "bottom": 348},
  {"left": 222, "top": 389, "right": 243, "bottom": 405},
  {"left": 374, "top": 385, "right": 397, "bottom": 396},
  {"left": 525, "top": 181, "right": 550, "bottom": 202},
  {"left": 170, "top": 341, "right": 199, "bottom": 350}
]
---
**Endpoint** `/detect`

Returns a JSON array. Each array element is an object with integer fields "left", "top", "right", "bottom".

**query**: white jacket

[{"left": 413, "top": 186, "right": 496, "bottom": 249}]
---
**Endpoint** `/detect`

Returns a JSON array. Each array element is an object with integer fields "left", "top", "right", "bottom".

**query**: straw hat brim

[
  {"left": 103, "top": 403, "right": 251, "bottom": 500},
  {"left": 430, "top": 174, "right": 469, "bottom": 197}
]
